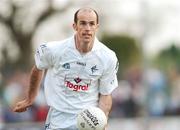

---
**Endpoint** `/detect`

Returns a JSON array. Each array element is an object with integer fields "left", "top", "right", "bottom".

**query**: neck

[{"left": 75, "top": 35, "right": 94, "bottom": 53}]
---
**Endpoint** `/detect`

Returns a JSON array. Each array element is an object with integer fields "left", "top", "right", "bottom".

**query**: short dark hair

[{"left": 74, "top": 8, "right": 99, "bottom": 24}]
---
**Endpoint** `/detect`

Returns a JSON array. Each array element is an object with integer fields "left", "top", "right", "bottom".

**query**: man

[{"left": 13, "top": 7, "right": 119, "bottom": 130}]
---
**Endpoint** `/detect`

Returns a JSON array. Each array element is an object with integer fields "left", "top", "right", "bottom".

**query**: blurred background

[{"left": 0, "top": 0, "right": 180, "bottom": 130}]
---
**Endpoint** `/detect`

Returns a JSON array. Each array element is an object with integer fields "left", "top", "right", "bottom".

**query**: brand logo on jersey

[
  {"left": 77, "top": 61, "right": 86, "bottom": 66},
  {"left": 62, "top": 63, "right": 70, "bottom": 69},
  {"left": 91, "top": 65, "right": 98, "bottom": 74},
  {"left": 65, "top": 81, "right": 89, "bottom": 91},
  {"left": 74, "top": 77, "right": 82, "bottom": 83}
]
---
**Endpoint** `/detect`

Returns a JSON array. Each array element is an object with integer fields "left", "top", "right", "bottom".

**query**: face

[{"left": 73, "top": 9, "right": 99, "bottom": 45}]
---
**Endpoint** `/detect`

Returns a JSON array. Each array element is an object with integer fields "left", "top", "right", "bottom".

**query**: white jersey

[{"left": 35, "top": 36, "right": 119, "bottom": 114}]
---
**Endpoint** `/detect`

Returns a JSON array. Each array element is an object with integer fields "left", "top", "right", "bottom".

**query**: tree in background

[
  {"left": 0, "top": 0, "right": 73, "bottom": 73},
  {"left": 154, "top": 44, "right": 180, "bottom": 72},
  {"left": 101, "top": 35, "right": 142, "bottom": 78}
]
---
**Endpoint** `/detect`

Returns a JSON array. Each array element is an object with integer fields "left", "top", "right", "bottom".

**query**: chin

[{"left": 83, "top": 39, "right": 91, "bottom": 44}]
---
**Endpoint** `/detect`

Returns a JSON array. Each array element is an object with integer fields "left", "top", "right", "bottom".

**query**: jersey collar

[{"left": 70, "top": 35, "right": 100, "bottom": 52}]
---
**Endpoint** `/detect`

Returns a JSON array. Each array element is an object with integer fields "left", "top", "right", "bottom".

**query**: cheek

[
  {"left": 79, "top": 30, "right": 84, "bottom": 34},
  {"left": 77, "top": 30, "right": 83, "bottom": 36}
]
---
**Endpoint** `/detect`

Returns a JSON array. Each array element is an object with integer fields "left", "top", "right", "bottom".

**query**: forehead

[{"left": 77, "top": 9, "right": 97, "bottom": 22}]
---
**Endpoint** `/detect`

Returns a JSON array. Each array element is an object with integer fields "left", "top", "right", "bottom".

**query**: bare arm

[
  {"left": 98, "top": 94, "right": 112, "bottom": 130},
  {"left": 98, "top": 94, "right": 112, "bottom": 118},
  {"left": 13, "top": 65, "right": 44, "bottom": 112}
]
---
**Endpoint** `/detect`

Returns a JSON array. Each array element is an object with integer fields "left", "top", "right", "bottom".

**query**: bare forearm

[
  {"left": 13, "top": 65, "right": 44, "bottom": 112},
  {"left": 98, "top": 94, "right": 112, "bottom": 118},
  {"left": 28, "top": 65, "right": 44, "bottom": 101}
]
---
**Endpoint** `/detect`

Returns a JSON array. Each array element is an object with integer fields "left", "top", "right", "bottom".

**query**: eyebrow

[{"left": 79, "top": 20, "right": 96, "bottom": 23}]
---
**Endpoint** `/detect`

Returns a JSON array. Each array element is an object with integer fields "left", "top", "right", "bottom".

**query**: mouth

[{"left": 82, "top": 33, "right": 91, "bottom": 38}]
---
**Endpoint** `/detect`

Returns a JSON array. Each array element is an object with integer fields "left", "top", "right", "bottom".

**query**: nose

[{"left": 84, "top": 23, "right": 91, "bottom": 30}]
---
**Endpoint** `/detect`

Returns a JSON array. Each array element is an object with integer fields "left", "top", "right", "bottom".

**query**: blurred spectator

[
  {"left": 111, "top": 66, "right": 144, "bottom": 118},
  {"left": 2, "top": 71, "right": 34, "bottom": 122},
  {"left": 111, "top": 80, "right": 139, "bottom": 118},
  {"left": 34, "top": 85, "right": 48, "bottom": 122},
  {"left": 0, "top": 100, "right": 4, "bottom": 130},
  {"left": 145, "top": 68, "right": 168, "bottom": 116},
  {"left": 125, "top": 66, "right": 145, "bottom": 116},
  {"left": 1, "top": 70, "right": 49, "bottom": 123},
  {"left": 165, "top": 68, "right": 180, "bottom": 115}
]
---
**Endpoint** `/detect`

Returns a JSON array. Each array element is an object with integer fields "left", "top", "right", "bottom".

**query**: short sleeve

[
  {"left": 34, "top": 43, "right": 54, "bottom": 70},
  {"left": 99, "top": 53, "right": 119, "bottom": 95}
]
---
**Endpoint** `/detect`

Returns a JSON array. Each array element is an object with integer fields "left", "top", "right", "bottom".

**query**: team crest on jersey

[
  {"left": 91, "top": 65, "right": 98, "bottom": 74},
  {"left": 62, "top": 63, "right": 70, "bottom": 69}
]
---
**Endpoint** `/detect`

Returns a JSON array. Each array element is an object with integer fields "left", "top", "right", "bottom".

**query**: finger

[
  {"left": 13, "top": 104, "right": 26, "bottom": 112},
  {"left": 13, "top": 107, "right": 27, "bottom": 112}
]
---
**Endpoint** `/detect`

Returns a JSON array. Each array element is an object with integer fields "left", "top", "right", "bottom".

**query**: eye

[
  {"left": 80, "top": 21, "right": 87, "bottom": 26},
  {"left": 89, "top": 22, "right": 95, "bottom": 26}
]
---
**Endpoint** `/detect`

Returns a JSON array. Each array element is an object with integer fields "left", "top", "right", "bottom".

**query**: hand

[
  {"left": 104, "top": 123, "right": 108, "bottom": 130},
  {"left": 13, "top": 99, "right": 33, "bottom": 112}
]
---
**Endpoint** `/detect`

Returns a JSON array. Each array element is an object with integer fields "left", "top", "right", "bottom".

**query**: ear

[
  {"left": 96, "top": 23, "right": 99, "bottom": 30},
  {"left": 73, "top": 23, "right": 77, "bottom": 31}
]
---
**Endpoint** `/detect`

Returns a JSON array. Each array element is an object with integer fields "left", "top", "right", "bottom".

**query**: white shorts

[{"left": 45, "top": 107, "right": 79, "bottom": 130}]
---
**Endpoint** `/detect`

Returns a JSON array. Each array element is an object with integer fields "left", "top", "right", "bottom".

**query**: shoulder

[
  {"left": 43, "top": 37, "right": 72, "bottom": 51},
  {"left": 95, "top": 41, "right": 119, "bottom": 73},
  {"left": 95, "top": 41, "right": 117, "bottom": 62},
  {"left": 38, "top": 36, "right": 73, "bottom": 55}
]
